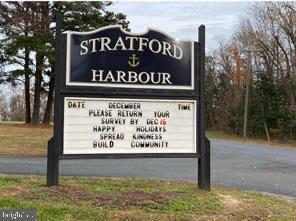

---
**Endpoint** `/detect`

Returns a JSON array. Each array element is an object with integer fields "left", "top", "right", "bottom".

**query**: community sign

[{"left": 47, "top": 24, "right": 210, "bottom": 190}]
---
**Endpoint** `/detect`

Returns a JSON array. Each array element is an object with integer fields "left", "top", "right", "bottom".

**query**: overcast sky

[{"left": 110, "top": 1, "right": 250, "bottom": 51}]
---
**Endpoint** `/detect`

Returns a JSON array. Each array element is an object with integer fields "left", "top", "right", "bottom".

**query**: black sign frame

[
  {"left": 65, "top": 25, "right": 195, "bottom": 90},
  {"left": 47, "top": 14, "right": 210, "bottom": 190}
]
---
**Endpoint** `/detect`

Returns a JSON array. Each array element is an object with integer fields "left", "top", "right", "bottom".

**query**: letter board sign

[
  {"left": 64, "top": 97, "right": 196, "bottom": 154},
  {"left": 47, "top": 15, "right": 210, "bottom": 190},
  {"left": 66, "top": 26, "right": 194, "bottom": 89}
]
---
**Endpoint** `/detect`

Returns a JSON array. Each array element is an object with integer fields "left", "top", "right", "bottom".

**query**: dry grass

[
  {"left": 0, "top": 122, "right": 52, "bottom": 156},
  {"left": 206, "top": 130, "right": 296, "bottom": 148}
]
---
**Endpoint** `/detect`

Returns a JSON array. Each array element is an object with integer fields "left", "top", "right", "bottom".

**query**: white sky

[{"left": 110, "top": 1, "right": 250, "bottom": 51}]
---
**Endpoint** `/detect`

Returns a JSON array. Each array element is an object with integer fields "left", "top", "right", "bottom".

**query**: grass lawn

[
  {"left": 0, "top": 175, "right": 295, "bottom": 220},
  {"left": 206, "top": 130, "right": 296, "bottom": 148},
  {"left": 0, "top": 122, "right": 295, "bottom": 156},
  {"left": 0, "top": 122, "right": 52, "bottom": 156}
]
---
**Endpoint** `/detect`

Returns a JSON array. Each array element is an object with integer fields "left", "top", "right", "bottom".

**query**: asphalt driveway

[{"left": 0, "top": 139, "right": 295, "bottom": 197}]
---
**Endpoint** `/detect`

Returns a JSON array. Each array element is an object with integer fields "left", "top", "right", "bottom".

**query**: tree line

[
  {"left": 205, "top": 2, "right": 296, "bottom": 140},
  {"left": 0, "top": 1, "right": 129, "bottom": 125},
  {"left": 0, "top": 2, "right": 295, "bottom": 141}
]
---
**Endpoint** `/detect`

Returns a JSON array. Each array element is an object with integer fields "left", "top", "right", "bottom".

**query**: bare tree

[{"left": 0, "top": 89, "right": 9, "bottom": 120}]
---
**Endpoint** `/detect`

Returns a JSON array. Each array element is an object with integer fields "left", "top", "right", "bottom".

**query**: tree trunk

[
  {"left": 31, "top": 2, "right": 50, "bottom": 125},
  {"left": 42, "top": 63, "right": 55, "bottom": 124},
  {"left": 243, "top": 51, "right": 252, "bottom": 141},
  {"left": 24, "top": 4, "right": 31, "bottom": 124},
  {"left": 24, "top": 44, "right": 31, "bottom": 124},
  {"left": 31, "top": 52, "right": 44, "bottom": 125}
]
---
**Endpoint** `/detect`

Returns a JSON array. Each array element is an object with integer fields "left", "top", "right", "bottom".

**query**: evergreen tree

[
  {"left": 0, "top": 2, "right": 35, "bottom": 123},
  {"left": 0, "top": 1, "right": 129, "bottom": 125}
]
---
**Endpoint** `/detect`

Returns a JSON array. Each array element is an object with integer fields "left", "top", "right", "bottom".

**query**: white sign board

[{"left": 63, "top": 97, "right": 196, "bottom": 154}]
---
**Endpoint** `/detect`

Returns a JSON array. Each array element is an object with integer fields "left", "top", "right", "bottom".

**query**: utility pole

[{"left": 243, "top": 50, "right": 251, "bottom": 142}]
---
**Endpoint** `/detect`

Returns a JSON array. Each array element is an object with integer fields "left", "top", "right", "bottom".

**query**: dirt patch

[
  {"left": 110, "top": 210, "right": 182, "bottom": 221},
  {"left": 0, "top": 185, "right": 29, "bottom": 197},
  {"left": 92, "top": 190, "right": 173, "bottom": 208},
  {"left": 218, "top": 194, "right": 239, "bottom": 209},
  {"left": 22, "top": 185, "right": 174, "bottom": 209},
  {"left": 214, "top": 194, "right": 271, "bottom": 221}
]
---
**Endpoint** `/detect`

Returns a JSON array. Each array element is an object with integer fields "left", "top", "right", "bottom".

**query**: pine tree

[{"left": 0, "top": 1, "right": 129, "bottom": 125}]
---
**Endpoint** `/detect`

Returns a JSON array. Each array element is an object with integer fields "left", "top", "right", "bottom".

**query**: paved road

[{"left": 0, "top": 139, "right": 295, "bottom": 197}]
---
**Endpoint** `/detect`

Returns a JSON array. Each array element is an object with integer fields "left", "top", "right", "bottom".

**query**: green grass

[{"left": 0, "top": 175, "right": 295, "bottom": 220}]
